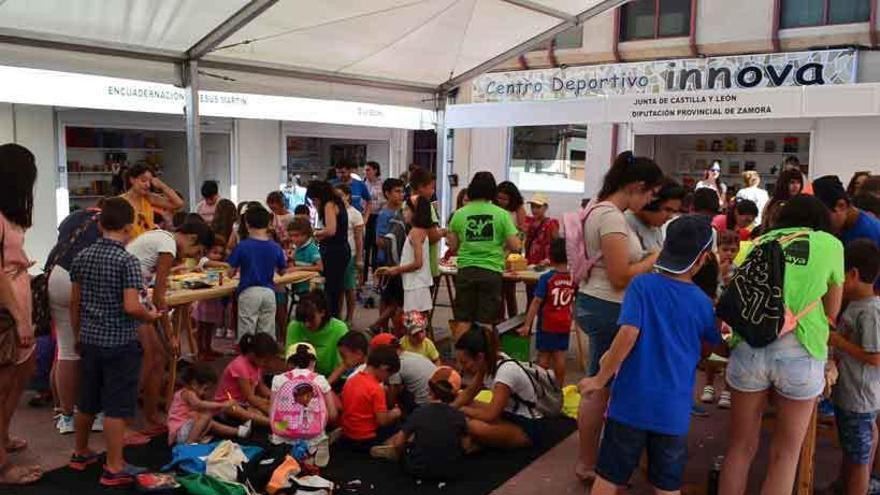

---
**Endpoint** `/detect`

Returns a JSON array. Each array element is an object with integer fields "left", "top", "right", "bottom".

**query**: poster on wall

[{"left": 472, "top": 49, "right": 858, "bottom": 103}]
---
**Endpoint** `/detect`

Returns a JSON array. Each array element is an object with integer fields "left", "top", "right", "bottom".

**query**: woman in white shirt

[{"left": 735, "top": 171, "right": 769, "bottom": 225}]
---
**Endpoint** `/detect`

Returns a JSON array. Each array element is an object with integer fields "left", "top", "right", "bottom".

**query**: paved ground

[{"left": 7, "top": 284, "right": 842, "bottom": 493}]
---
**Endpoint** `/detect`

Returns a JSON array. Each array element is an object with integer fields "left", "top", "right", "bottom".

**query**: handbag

[
  {"left": 0, "top": 231, "right": 20, "bottom": 366},
  {"left": 32, "top": 211, "right": 98, "bottom": 337}
]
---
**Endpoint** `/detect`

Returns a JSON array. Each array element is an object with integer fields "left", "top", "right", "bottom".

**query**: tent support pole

[
  {"left": 436, "top": 93, "right": 451, "bottom": 227},
  {"left": 183, "top": 60, "right": 201, "bottom": 210}
]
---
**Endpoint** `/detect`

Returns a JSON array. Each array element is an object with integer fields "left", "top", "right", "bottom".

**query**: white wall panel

[{"left": 236, "top": 119, "right": 281, "bottom": 204}]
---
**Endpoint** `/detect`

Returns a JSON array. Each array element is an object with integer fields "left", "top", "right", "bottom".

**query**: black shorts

[
  {"left": 596, "top": 418, "right": 688, "bottom": 491},
  {"left": 79, "top": 341, "right": 143, "bottom": 418},
  {"left": 454, "top": 266, "right": 503, "bottom": 325},
  {"left": 381, "top": 275, "right": 404, "bottom": 306},
  {"left": 502, "top": 411, "right": 546, "bottom": 447}
]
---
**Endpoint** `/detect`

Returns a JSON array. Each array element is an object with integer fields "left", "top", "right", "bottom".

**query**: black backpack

[{"left": 716, "top": 231, "right": 809, "bottom": 348}]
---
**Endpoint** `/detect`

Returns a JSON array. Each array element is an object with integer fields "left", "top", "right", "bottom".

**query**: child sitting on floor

[
  {"left": 167, "top": 364, "right": 252, "bottom": 445},
  {"left": 400, "top": 311, "right": 441, "bottom": 365},
  {"left": 270, "top": 343, "right": 338, "bottom": 467},
  {"left": 829, "top": 239, "right": 880, "bottom": 495},
  {"left": 214, "top": 333, "right": 278, "bottom": 427},
  {"left": 328, "top": 330, "right": 369, "bottom": 389},
  {"left": 192, "top": 235, "right": 230, "bottom": 361},
  {"left": 340, "top": 345, "right": 403, "bottom": 450},
  {"left": 518, "top": 238, "right": 572, "bottom": 385},
  {"left": 370, "top": 367, "right": 470, "bottom": 481}
]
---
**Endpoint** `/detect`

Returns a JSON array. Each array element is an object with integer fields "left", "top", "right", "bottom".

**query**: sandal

[
  {"left": 4, "top": 438, "right": 27, "bottom": 453},
  {"left": 123, "top": 431, "right": 151, "bottom": 446},
  {"left": 0, "top": 464, "right": 42, "bottom": 485}
]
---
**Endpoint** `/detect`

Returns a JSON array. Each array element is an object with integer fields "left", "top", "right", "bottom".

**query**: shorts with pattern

[{"left": 835, "top": 407, "right": 878, "bottom": 464}]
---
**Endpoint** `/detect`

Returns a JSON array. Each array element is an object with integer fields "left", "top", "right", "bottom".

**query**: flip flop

[
  {"left": 0, "top": 464, "right": 42, "bottom": 485},
  {"left": 4, "top": 438, "right": 26, "bottom": 453},
  {"left": 123, "top": 431, "right": 151, "bottom": 446}
]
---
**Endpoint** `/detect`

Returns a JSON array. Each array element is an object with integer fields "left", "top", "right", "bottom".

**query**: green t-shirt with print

[
  {"left": 731, "top": 228, "right": 844, "bottom": 360},
  {"left": 285, "top": 318, "right": 349, "bottom": 377},
  {"left": 448, "top": 200, "right": 517, "bottom": 273}
]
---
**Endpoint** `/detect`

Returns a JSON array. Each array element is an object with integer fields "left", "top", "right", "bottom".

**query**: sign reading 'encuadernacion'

[{"left": 471, "top": 49, "right": 857, "bottom": 103}]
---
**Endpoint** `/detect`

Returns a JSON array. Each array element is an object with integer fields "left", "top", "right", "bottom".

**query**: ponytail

[
  {"left": 238, "top": 333, "right": 278, "bottom": 358},
  {"left": 289, "top": 343, "right": 317, "bottom": 369},
  {"left": 454, "top": 325, "right": 500, "bottom": 376},
  {"left": 597, "top": 151, "right": 664, "bottom": 201}
]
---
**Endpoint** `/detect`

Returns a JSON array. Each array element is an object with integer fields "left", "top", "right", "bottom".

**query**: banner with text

[{"left": 472, "top": 49, "right": 857, "bottom": 103}]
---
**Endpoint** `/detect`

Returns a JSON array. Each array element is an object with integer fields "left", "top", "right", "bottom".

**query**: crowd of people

[{"left": 0, "top": 140, "right": 878, "bottom": 495}]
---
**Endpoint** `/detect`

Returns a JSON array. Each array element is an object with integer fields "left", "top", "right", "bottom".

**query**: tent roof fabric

[{"left": 0, "top": 0, "right": 625, "bottom": 99}]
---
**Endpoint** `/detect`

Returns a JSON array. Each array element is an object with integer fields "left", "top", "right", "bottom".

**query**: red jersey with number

[{"left": 536, "top": 270, "right": 574, "bottom": 334}]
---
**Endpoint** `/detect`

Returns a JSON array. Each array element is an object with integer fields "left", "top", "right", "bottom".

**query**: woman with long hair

[
  {"left": 719, "top": 195, "right": 843, "bottom": 494},
  {"left": 306, "top": 181, "right": 350, "bottom": 318},
  {"left": 735, "top": 171, "right": 769, "bottom": 224},
  {"left": 575, "top": 151, "right": 663, "bottom": 481},
  {"left": 119, "top": 163, "right": 183, "bottom": 239},
  {"left": 847, "top": 171, "right": 872, "bottom": 197},
  {"left": 0, "top": 143, "right": 42, "bottom": 484},
  {"left": 211, "top": 198, "right": 238, "bottom": 244},
  {"left": 363, "top": 161, "right": 385, "bottom": 282},
  {"left": 696, "top": 161, "right": 727, "bottom": 210},
  {"left": 761, "top": 168, "right": 804, "bottom": 230},
  {"left": 495, "top": 181, "right": 528, "bottom": 318}
]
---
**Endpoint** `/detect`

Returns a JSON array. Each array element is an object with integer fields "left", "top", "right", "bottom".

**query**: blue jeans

[
  {"left": 835, "top": 407, "right": 878, "bottom": 464},
  {"left": 575, "top": 293, "right": 622, "bottom": 377}
]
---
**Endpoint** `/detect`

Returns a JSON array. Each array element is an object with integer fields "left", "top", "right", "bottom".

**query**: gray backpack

[{"left": 499, "top": 359, "right": 563, "bottom": 418}]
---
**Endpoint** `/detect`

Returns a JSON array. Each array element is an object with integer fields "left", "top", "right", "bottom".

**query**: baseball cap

[
  {"left": 527, "top": 193, "right": 549, "bottom": 207},
  {"left": 403, "top": 311, "right": 428, "bottom": 335},
  {"left": 285, "top": 341, "right": 317, "bottom": 361},
  {"left": 429, "top": 366, "right": 462, "bottom": 395},
  {"left": 655, "top": 215, "right": 714, "bottom": 274},
  {"left": 369, "top": 333, "right": 399, "bottom": 350},
  {"left": 812, "top": 175, "right": 848, "bottom": 209}
]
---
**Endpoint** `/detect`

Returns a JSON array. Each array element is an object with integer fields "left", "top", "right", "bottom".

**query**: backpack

[
  {"left": 380, "top": 211, "right": 408, "bottom": 267},
  {"left": 498, "top": 359, "right": 563, "bottom": 418},
  {"left": 716, "top": 231, "right": 819, "bottom": 348},
  {"left": 562, "top": 201, "right": 614, "bottom": 287},
  {"left": 270, "top": 371, "right": 328, "bottom": 440}
]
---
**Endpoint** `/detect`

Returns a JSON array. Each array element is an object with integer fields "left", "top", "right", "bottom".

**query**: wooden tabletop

[
  {"left": 438, "top": 265, "right": 543, "bottom": 283},
  {"left": 165, "top": 271, "right": 317, "bottom": 306}
]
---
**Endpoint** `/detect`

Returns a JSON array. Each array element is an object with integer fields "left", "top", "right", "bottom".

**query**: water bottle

[{"left": 707, "top": 455, "right": 723, "bottom": 495}]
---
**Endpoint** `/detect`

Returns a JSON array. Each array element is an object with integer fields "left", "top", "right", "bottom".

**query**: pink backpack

[
  {"left": 563, "top": 201, "right": 614, "bottom": 287},
  {"left": 270, "top": 370, "right": 327, "bottom": 440}
]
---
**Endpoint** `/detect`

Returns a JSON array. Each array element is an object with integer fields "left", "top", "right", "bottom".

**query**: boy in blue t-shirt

[
  {"left": 580, "top": 215, "right": 724, "bottom": 495},
  {"left": 227, "top": 206, "right": 286, "bottom": 338},
  {"left": 288, "top": 216, "right": 323, "bottom": 295},
  {"left": 518, "top": 238, "right": 573, "bottom": 384}
]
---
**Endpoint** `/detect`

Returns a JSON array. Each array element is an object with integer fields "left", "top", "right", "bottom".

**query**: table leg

[
  {"left": 795, "top": 402, "right": 818, "bottom": 495},
  {"left": 163, "top": 312, "right": 180, "bottom": 414}
]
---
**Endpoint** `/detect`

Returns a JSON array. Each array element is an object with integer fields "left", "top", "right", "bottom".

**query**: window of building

[
  {"left": 619, "top": 0, "right": 691, "bottom": 41},
  {"left": 510, "top": 125, "right": 587, "bottom": 193},
  {"left": 780, "top": 0, "right": 870, "bottom": 28},
  {"left": 554, "top": 25, "right": 583, "bottom": 50}
]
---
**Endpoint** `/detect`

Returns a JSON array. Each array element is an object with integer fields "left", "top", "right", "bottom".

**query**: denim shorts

[
  {"left": 596, "top": 418, "right": 688, "bottom": 491},
  {"left": 79, "top": 341, "right": 143, "bottom": 418},
  {"left": 575, "top": 293, "right": 622, "bottom": 377},
  {"left": 835, "top": 407, "right": 878, "bottom": 464},
  {"left": 725, "top": 333, "right": 825, "bottom": 400}
]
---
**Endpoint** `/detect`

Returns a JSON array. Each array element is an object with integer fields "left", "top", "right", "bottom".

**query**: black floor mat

[{"left": 5, "top": 418, "right": 576, "bottom": 495}]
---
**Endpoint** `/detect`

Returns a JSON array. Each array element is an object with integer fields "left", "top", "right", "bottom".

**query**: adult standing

[
  {"left": 447, "top": 172, "right": 521, "bottom": 326},
  {"left": 47, "top": 202, "right": 102, "bottom": 434},
  {"left": 363, "top": 161, "right": 385, "bottom": 281},
  {"left": 307, "top": 181, "right": 351, "bottom": 318},
  {"left": 119, "top": 163, "right": 183, "bottom": 239},
  {"left": 575, "top": 151, "right": 663, "bottom": 481},
  {"left": 0, "top": 143, "right": 41, "bottom": 485},
  {"left": 332, "top": 162, "right": 371, "bottom": 218},
  {"left": 735, "top": 171, "right": 769, "bottom": 225},
  {"left": 495, "top": 181, "right": 528, "bottom": 318},
  {"left": 695, "top": 161, "right": 727, "bottom": 210},
  {"left": 195, "top": 180, "right": 220, "bottom": 224},
  {"left": 761, "top": 168, "right": 804, "bottom": 231},
  {"left": 719, "top": 195, "right": 844, "bottom": 495}
]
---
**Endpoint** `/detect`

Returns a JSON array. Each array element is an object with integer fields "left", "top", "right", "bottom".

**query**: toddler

[
  {"left": 193, "top": 236, "right": 230, "bottom": 360},
  {"left": 270, "top": 343, "right": 338, "bottom": 467},
  {"left": 167, "top": 364, "right": 252, "bottom": 445},
  {"left": 214, "top": 333, "right": 278, "bottom": 427},
  {"left": 400, "top": 311, "right": 441, "bottom": 365}
]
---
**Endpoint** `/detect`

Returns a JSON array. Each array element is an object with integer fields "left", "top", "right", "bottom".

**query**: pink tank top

[{"left": 167, "top": 389, "right": 194, "bottom": 439}]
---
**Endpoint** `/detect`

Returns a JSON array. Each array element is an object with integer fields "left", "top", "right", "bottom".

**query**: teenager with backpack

[
  {"left": 570, "top": 151, "right": 663, "bottom": 482},
  {"left": 718, "top": 195, "right": 844, "bottom": 495},
  {"left": 452, "top": 326, "right": 562, "bottom": 450}
]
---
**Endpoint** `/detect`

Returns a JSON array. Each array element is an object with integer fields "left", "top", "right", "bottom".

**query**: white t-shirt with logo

[
  {"left": 484, "top": 357, "right": 541, "bottom": 419},
  {"left": 127, "top": 229, "right": 177, "bottom": 281}
]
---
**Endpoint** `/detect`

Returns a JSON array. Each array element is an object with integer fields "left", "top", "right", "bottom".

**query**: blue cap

[{"left": 655, "top": 215, "right": 715, "bottom": 274}]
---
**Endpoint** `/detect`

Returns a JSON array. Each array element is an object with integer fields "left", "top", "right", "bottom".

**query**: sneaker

[
  {"left": 700, "top": 385, "right": 716, "bottom": 404},
  {"left": 56, "top": 414, "right": 75, "bottom": 435},
  {"left": 92, "top": 412, "right": 105, "bottom": 432},
  {"left": 691, "top": 404, "right": 710, "bottom": 417},
  {"left": 69, "top": 451, "right": 102, "bottom": 471},
  {"left": 237, "top": 420, "right": 252, "bottom": 439},
  {"left": 869, "top": 475, "right": 880, "bottom": 495},
  {"left": 718, "top": 391, "right": 732, "bottom": 409},
  {"left": 225, "top": 328, "right": 235, "bottom": 339},
  {"left": 370, "top": 444, "right": 400, "bottom": 461},
  {"left": 99, "top": 464, "right": 148, "bottom": 487},
  {"left": 314, "top": 437, "right": 330, "bottom": 468}
]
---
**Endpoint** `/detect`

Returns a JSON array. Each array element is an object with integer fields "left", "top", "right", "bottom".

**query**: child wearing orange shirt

[{"left": 339, "top": 345, "right": 402, "bottom": 450}]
